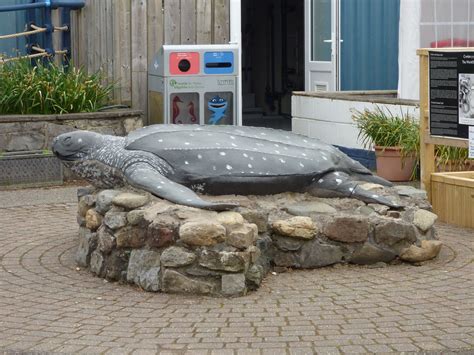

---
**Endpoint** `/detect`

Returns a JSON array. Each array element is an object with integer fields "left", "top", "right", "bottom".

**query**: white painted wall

[{"left": 291, "top": 95, "right": 419, "bottom": 149}]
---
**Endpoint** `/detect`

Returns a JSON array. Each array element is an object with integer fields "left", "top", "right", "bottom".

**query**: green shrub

[{"left": 0, "top": 59, "right": 113, "bottom": 114}]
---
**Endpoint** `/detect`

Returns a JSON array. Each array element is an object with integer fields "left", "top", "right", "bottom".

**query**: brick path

[{"left": 0, "top": 189, "right": 473, "bottom": 354}]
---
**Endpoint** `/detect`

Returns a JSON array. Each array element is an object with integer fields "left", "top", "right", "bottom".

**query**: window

[{"left": 420, "top": 0, "right": 474, "bottom": 48}]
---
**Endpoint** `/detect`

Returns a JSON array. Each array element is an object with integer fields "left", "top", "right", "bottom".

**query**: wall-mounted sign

[{"left": 429, "top": 51, "right": 473, "bottom": 139}]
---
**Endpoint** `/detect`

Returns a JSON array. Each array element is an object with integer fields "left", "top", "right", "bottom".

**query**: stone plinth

[{"left": 76, "top": 186, "right": 441, "bottom": 297}]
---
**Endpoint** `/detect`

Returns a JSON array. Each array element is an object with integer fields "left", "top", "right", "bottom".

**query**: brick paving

[{"left": 0, "top": 187, "right": 473, "bottom": 354}]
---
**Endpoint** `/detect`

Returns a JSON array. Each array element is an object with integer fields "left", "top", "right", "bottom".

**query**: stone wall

[
  {"left": 0, "top": 109, "right": 143, "bottom": 152},
  {"left": 76, "top": 184, "right": 442, "bottom": 297}
]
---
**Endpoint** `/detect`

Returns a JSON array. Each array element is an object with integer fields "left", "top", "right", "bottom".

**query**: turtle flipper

[
  {"left": 124, "top": 164, "right": 237, "bottom": 211},
  {"left": 307, "top": 171, "right": 402, "bottom": 209}
]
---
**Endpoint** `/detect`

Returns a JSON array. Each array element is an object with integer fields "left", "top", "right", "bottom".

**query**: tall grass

[
  {"left": 352, "top": 105, "right": 420, "bottom": 159},
  {"left": 0, "top": 59, "right": 113, "bottom": 114}
]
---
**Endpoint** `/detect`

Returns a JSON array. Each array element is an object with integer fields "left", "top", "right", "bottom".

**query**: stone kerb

[{"left": 76, "top": 185, "right": 442, "bottom": 297}]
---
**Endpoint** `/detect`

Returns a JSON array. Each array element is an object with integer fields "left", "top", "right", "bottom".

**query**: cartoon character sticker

[
  {"left": 170, "top": 93, "right": 198, "bottom": 124},
  {"left": 207, "top": 95, "right": 228, "bottom": 124},
  {"left": 205, "top": 92, "right": 233, "bottom": 125}
]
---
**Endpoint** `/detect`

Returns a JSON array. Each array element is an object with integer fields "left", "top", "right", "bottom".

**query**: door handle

[{"left": 323, "top": 39, "right": 344, "bottom": 43}]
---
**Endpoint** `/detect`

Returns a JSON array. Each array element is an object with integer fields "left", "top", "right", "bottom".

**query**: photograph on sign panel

[{"left": 459, "top": 74, "right": 474, "bottom": 125}]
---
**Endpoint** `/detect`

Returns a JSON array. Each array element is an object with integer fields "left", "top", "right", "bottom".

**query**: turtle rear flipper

[
  {"left": 307, "top": 171, "right": 402, "bottom": 209},
  {"left": 125, "top": 163, "right": 237, "bottom": 211}
]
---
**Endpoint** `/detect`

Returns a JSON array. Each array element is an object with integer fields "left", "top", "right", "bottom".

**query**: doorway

[{"left": 241, "top": 0, "right": 305, "bottom": 130}]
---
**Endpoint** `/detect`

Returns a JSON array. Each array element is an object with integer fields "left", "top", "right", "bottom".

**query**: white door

[{"left": 305, "top": 0, "right": 340, "bottom": 91}]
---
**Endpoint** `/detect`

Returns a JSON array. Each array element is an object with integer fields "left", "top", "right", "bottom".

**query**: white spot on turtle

[
  {"left": 335, "top": 178, "right": 342, "bottom": 184},
  {"left": 157, "top": 186, "right": 162, "bottom": 189},
  {"left": 215, "top": 142, "right": 221, "bottom": 146},
  {"left": 372, "top": 194, "right": 379, "bottom": 198},
  {"left": 184, "top": 161, "right": 189, "bottom": 165},
  {"left": 226, "top": 164, "right": 233, "bottom": 170},
  {"left": 318, "top": 178, "right": 324, "bottom": 183},
  {"left": 197, "top": 154, "right": 202, "bottom": 159},
  {"left": 185, "top": 142, "right": 190, "bottom": 145},
  {"left": 322, "top": 156, "right": 328, "bottom": 161},
  {"left": 349, "top": 187, "right": 355, "bottom": 192},
  {"left": 248, "top": 164, "right": 253, "bottom": 168},
  {"left": 231, "top": 143, "right": 237, "bottom": 147},
  {"left": 220, "top": 152, "right": 226, "bottom": 156},
  {"left": 213, "top": 166, "right": 217, "bottom": 171},
  {"left": 275, "top": 150, "right": 280, "bottom": 154},
  {"left": 279, "top": 159, "right": 286, "bottom": 164},
  {"left": 186, "top": 199, "right": 192, "bottom": 202},
  {"left": 250, "top": 156, "right": 254, "bottom": 161},
  {"left": 260, "top": 132, "right": 266, "bottom": 136},
  {"left": 243, "top": 153, "right": 249, "bottom": 158},
  {"left": 299, "top": 163, "right": 305, "bottom": 167},
  {"left": 230, "top": 136, "right": 236, "bottom": 140},
  {"left": 302, "top": 153, "right": 307, "bottom": 157},
  {"left": 334, "top": 172, "right": 340, "bottom": 176},
  {"left": 256, "top": 143, "right": 264, "bottom": 147},
  {"left": 78, "top": 138, "right": 83, "bottom": 143},
  {"left": 262, "top": 157, "right": 267, "bottom": 161},
  {"left": 303, "top": 139, "right": 308, "bottom": 143},
  {"left": 274, "top": 144, "right": 279, "bottom": 147}
]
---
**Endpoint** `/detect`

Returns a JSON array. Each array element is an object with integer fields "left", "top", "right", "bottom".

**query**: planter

[
  {"left": 375, "top": 146, "right": 417, "bottom": 182},
  {"left": 431, "top": 171, "right": 474, "bottom": 228},
  {"left": 436, "top": 158, "right": 474, "bottom": 172}
]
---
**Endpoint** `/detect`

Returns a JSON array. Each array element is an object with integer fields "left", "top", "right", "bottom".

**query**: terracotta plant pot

[{"left": 374, "top": 146, "right": 417, "bottom": 182}]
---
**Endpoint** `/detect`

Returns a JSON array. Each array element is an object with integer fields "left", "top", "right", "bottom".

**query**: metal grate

[{"left": 0, "top": 151, "right": 63, "bottom": 186}]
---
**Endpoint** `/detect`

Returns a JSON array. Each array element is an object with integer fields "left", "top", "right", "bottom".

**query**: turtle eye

[{"left": 63, "top": 136, "right": 72, "bottom": 145}]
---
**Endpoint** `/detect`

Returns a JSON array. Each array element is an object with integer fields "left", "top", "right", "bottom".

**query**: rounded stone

[
  {"left": 179, "top": 221, "right": 226, "bottom": 246},
  {"left": 323, "top": 216, "right": 369, "bottom": 243},
  {"left": 112, "top": 192, "right": 149, "bottom": 209},
  {"left": 413, "top": 209, "right": 438, "bottom": 232},
  {"left": 103, "top": 211, "right": 128, "bottom": 230},
  {"left": 85, "top": 209, "right": 103, "bottom": 231},
  {"left": 161, "top": 246, "right": 196, "bottom": 267},
  {"left": 96, "top": 190, "right": 121, "bottom": 214},
  {"left": 400, "top": 240, "right": 443, "bottom": 263},
  {"left": 216, "top": 211, "right": 245, "bottom": 230},
  {"left": 272, "top": 216, "right": 317, "bottom": 240},
  {"left": 227, "top": 223, "right": 258, "bottom": 249},
  {"left": 127, "top": 210, "right": 146, "bottom": 226},
  {"left": 221, "top": 273, "right": 246, "bottom": 296}
]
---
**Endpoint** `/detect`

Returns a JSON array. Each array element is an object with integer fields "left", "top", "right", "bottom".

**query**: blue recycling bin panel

[{"left": 148, "top": 44, "right": 239, "bottom": 125}]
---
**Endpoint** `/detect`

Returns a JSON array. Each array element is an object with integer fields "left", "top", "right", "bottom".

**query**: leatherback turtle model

[{"left": 52, "top": 124, "right": 400, "bottom": 210}]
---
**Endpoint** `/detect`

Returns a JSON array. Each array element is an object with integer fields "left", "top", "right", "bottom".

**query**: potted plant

[{"left": 352, "top": 106, "right": 419, "bottom": 182}]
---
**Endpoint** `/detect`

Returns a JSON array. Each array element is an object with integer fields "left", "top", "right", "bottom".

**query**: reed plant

[
  {"left": 0, "top": 59, "right": 113, "bottom": 114},
  {"left": 352, "top": 105, "right": 420, "bottom": 160}
]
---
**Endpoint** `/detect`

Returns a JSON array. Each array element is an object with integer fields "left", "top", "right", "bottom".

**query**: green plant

[
  {"left": 0, "top": 59, "right": 114, "bottom": 114},
  {"left": 352, "top": 105, "right": 420, "bottom": 159},
  {"left": 435, "top": 146, "right": 473, "bottom": 171}
]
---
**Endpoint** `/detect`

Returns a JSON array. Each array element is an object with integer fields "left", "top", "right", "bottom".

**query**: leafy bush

[
  {"left": 352, "top": 105, "right": 420, "bottom": 159},
  {"left": 0, "top": 59, "right": 113, "bottom": 114}
]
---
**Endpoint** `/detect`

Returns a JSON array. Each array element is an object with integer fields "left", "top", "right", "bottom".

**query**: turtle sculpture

[{"left": 52, "top": 124, "right": 400, "bottom": 211}]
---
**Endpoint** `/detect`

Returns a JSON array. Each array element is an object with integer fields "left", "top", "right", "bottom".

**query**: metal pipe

[
  {"left": 0, "top": 3, "right": 46, "bottom": 13},
  {"left": 0, "top": 0, "right": 84, "bottom": 13}
]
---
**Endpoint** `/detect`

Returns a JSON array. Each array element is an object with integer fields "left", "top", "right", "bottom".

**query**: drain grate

[{"left": 0, "top": 151, "right": 63, "bottom": 186}]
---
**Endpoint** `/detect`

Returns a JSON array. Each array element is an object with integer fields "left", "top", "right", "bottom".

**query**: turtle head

[{"left": 52, "top": 131, "right": 103, "bottom": 161}]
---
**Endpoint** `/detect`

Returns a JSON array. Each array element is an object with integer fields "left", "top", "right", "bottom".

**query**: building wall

[{"left": 70, "top": 0, "right": 231, "bottom": 122}]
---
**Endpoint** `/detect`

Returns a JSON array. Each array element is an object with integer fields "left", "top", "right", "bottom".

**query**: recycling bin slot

[{"left": 205, "top": 62, "right": 232, "bottom": 68}]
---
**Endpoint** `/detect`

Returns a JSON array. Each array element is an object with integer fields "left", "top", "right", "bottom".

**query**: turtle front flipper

[
  {"left": 307, "top": 171, "right": 402, "bottom": 209},
  {"left": 124, "top": 163, "right": 237, "bottom": 211}
]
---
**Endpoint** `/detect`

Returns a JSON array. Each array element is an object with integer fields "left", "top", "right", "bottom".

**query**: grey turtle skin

[{"left": 52, "top": 124, "right": 400, "bottom": 211}]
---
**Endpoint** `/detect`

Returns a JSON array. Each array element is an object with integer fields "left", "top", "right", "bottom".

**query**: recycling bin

[{"left": 148, "top": 44, "right": 239, "bottom": 125}]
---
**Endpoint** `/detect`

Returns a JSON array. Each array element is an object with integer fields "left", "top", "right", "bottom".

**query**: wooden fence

[{"left": 70, "top": 0, "right": 230, "bottom": 122}]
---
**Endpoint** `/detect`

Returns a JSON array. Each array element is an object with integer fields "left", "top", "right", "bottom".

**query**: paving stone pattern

[{"left": 0, "top": 198, "right": 473, "bottom": 354}]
